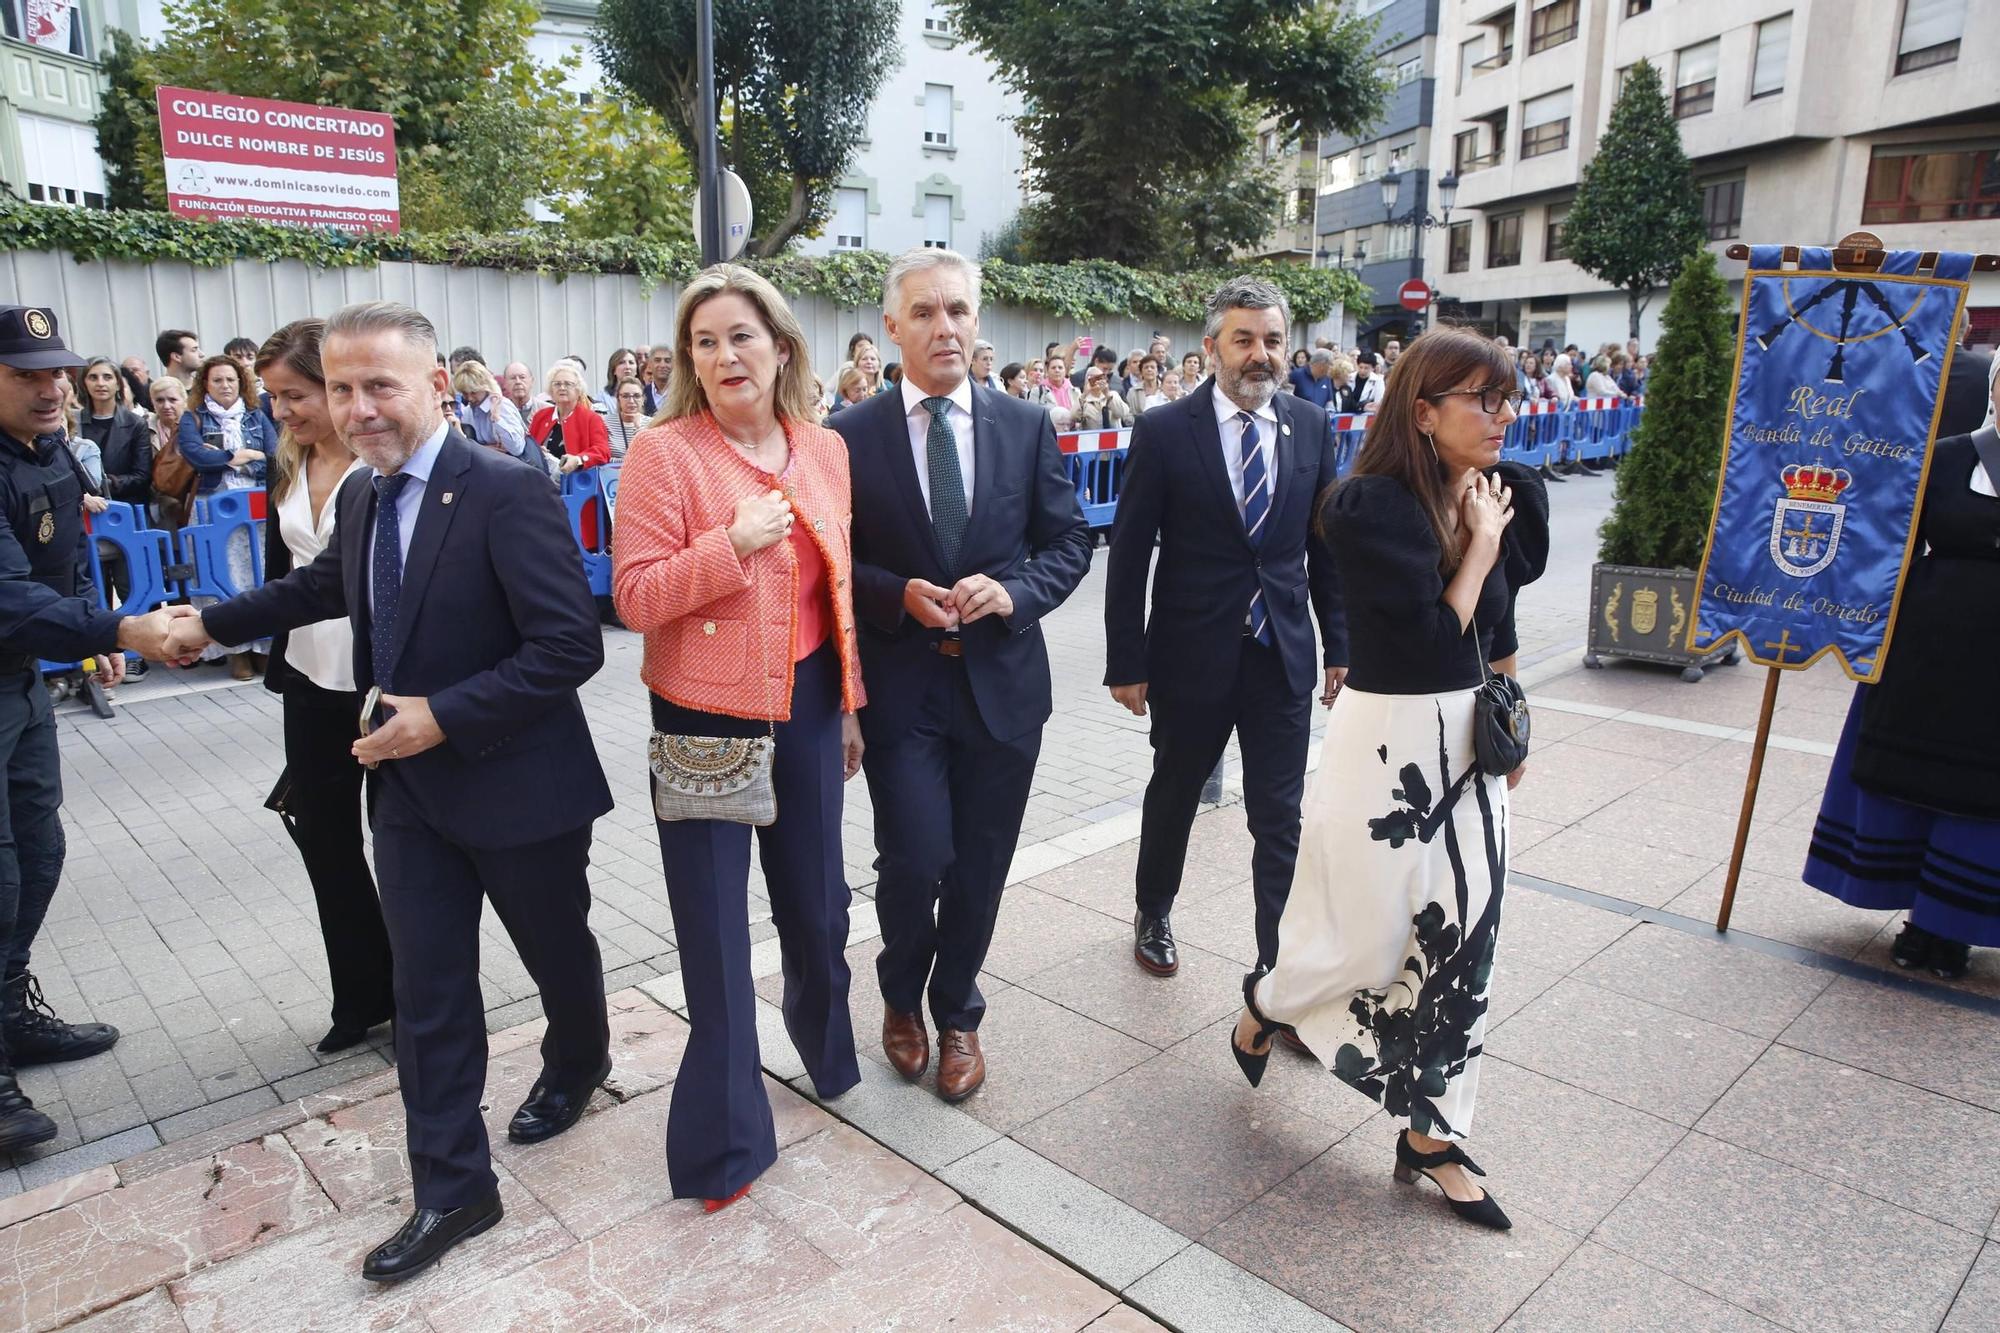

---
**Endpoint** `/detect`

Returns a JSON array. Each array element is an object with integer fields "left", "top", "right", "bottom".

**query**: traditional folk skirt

[
  {"left": 1805, "top": 691, "right": 2000, "bottom": 948},
  {"left": 1256, "top": 686, "right": 1507, "bottom": 1141}
]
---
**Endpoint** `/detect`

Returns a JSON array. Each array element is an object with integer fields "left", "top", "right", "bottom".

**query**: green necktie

[{"left": 923, "top": 395, "right": 969, "bottom": 569}]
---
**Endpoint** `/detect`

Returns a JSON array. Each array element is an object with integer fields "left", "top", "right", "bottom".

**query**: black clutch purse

[{"left": 1468, "top": 618, "right": 1530, "bottom": 777}]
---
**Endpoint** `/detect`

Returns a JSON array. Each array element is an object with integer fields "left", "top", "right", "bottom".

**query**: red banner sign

[{"left": 156, "top": 87, "right": 400, "bottom": 234}]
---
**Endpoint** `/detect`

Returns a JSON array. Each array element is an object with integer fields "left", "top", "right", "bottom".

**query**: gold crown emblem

[
  {"left": 22, "top": 310, "right": 51, "bottom": 339},
  {"left": 1781, "top": 463, "right": 1852, "bottom": 504}
]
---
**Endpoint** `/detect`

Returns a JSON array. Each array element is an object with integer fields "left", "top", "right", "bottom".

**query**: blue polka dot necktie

[
  {"left": 1237, "top": 412, "right": 1272, "bottom": 646},
  {"left": 371, "top": 472, "right": 412, "bottom": 690},
  {"left": 923, "top": 396, "right": 969, "bottom": 570}
]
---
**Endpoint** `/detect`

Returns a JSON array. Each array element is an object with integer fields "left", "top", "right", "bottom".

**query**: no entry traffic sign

[{"left": 1398, "top": 279, "right": 1433, "bottom": 311}]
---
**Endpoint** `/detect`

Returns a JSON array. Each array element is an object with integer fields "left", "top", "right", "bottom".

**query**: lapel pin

[
  {"left": 1281, "top": 423, "right": 1292, "bottom": 436},
  {"left": 441, "top": 493, "right": 455, "bottom": 505}
]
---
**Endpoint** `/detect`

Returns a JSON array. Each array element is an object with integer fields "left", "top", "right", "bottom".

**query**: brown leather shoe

[
  {"left": 935, "top": 1029, "right": 985, "bottom": 1103},
  {"left": 882, "top": 1007, "right": 928, "bottom": 1082}
]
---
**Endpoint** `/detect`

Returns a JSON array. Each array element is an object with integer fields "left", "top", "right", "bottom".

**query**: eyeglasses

[{"left": 1427, "top": 386, "right": 1527, "bottom": 415}]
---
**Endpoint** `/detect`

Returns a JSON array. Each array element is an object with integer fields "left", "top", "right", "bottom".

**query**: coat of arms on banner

[{"left": 1767, "top": 463, "right": 1850, "bottom": 578}]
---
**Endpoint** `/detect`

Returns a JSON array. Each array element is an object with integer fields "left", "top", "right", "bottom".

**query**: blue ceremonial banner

[{"left": 1688, "top": 246, "right": 1974, "bottom": 681}]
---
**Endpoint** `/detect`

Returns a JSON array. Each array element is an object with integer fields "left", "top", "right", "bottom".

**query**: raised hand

[
  {"left": 161, "top": 607, "right": 211, "bottom": 665},
  {"left": 948, "top": 573, "right": 1013, "bottom": 624},
  {"left": 902, "top": 578, "right": 959, "bottom": 630},
  {"left": 117, "top": 605, "right": 203, "bottom": 664},
  {"left": 351, "top": 694, "right": 446, "bottom": 767},
  {"left": 728, "top": 488, "right": 792, "bottom": 557}
]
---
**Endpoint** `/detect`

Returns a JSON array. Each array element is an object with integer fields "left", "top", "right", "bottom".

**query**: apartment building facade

[{"left": 1424, "top": 0, "right": 1999, "bottom": 353}]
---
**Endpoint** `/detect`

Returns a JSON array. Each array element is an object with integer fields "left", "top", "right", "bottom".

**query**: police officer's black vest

[{"left": 0, "top": 430, "right": 88, "bottom": 600}]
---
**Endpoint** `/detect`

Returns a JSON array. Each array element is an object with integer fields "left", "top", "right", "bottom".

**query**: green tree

[
  {"left": 94, "top": 0, "right": 574, "bottom": 231},
  {"left": 92, "top": 29, "right": 155, "bottom": 211},
  {"left": 591, "top": 0, "right": 899, "bottom": 256},
  {"left": 547, "top": 95, "right": 694, "bottom": 243},
  {"left": 1598, "top": 247, "right": 1735, "bottom": 569},
  {"left": 945, "top": 1, "right": 1386, "bottom": 264},
  {"left": 1155, "top": 135, "right": 1284, "bottom": 268},
  {"left": 1563, "top": 59, "right": 1706, "bottom": 339}
]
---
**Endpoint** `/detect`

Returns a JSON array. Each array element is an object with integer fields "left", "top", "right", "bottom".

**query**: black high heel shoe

[
  {"left": 1393, "top": 1130, "right": 1512, "bottom": 1231},
  {"left": 1230, "top": 970, "right": 1293, "bottom": 1088}
]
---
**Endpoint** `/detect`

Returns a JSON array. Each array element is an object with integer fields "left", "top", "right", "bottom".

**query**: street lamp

[{"left": 1380, "top": 169, "right": 1458, "bottom": 230}]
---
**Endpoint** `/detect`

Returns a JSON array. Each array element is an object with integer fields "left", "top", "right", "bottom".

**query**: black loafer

[
  {"left": 1134, "top": 911, "right": 1179, "bottom": 976},
  {"left": 507, "top": 1056, "right": 613, "bottom": 1144},
  {"left": 361, "top": 1192, "right": 503, "bottom": 1282}
]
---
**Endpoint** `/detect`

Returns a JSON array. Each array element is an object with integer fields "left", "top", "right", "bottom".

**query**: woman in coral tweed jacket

[{"left": 610, "top": 264, "right": 866, "bottom": 1212}]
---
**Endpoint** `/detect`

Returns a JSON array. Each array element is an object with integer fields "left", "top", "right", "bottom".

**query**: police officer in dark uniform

[{"left": 0, "top": 305, "right": 188, "bottom": 1155}]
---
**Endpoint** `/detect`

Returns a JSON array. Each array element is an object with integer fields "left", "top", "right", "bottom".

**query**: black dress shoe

[
  {"left": 361, "top": 1193, "right": 503, "bottom": 1282},
  {"left": 1134, "top": 911, "right": 1179, "bottom": 976},
  {"left": 315, "top": 1017, "right": 391, "bottom": 1054},
  {"left": 0, "top": 1068, "right": 58, "bottom": 1155},
  {"left": 507, "top": 1056, "right": 613, "bottom": 1144},
  {"left": 1, "top": 973, "right": 118, "bottom": 1066}
]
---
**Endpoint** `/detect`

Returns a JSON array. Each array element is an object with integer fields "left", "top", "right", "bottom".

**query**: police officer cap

[{"left": 0, "top": 306, "right": 84, "bottom": 372}]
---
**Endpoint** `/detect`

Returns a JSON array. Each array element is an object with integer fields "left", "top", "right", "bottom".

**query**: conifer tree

[{"left": 1598, "top": 247, "right": 1736, "bottom": 568}]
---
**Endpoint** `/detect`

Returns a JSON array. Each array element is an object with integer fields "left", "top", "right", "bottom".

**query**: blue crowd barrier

[
  {"left": 178, "top": 489, "right": 267, "bottom": 602},
  {"left": 561, "top": 468, "right": 615, "bottom": 597}
]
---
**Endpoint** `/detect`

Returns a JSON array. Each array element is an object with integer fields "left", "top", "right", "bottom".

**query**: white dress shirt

[
  {"left": 1211, "top": 387, "right": 1281, "bottom": 510},
  {"left": 901, "top": 377, "right": 976, "bottom": 517},
  {"left": 367, "top": 420, "right": 449, "bottom": 610},
  {"left": 276, "top": 457, "right": 369, "bottom": 691}
]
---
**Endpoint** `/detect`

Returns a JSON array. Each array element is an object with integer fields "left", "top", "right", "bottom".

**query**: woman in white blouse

[{"left": 252, "top": 320, "right": 395, "bottom": 1055}]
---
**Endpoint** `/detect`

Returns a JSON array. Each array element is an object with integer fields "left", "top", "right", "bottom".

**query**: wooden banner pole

[{"left": 1716, "top": 666, "right": 1783, "bottom": 932}]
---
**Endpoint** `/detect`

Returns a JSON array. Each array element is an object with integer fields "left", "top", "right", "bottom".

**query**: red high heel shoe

[{"left": 703, "top": 1183, "right": 751, "bottom": 1214}]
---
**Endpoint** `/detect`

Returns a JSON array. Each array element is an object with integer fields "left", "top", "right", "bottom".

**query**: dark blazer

[
  {"left": 1104, "top": 377, "right": 1346, "bottom": 702},
  {"left": 830, "top": 382, "right": 1092, "bottom": 744},
  {"left": 205, "top": 429, "right": 612, "bottom": 848},
  {"left": 97, "top": 407, "right": 154, "bottom": 505},
  {"left": 1939, "top": 345, "right": 1994, "bottom": 438},
  {"left": 177, "top": 405, "right": 277, "bottom": 491}
]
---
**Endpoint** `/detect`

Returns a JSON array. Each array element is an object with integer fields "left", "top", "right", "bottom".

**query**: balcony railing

[
  {"left": 1472, "top": 47, "right": 1514, "bottom": 73},
  {"left": 1457, "top": 149, "right": 1506, "bottom": 173}
]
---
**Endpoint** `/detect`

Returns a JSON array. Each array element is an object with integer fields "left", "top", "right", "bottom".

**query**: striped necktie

[{"left": 1237, "top": 412, "right": 1272, "bottom": 646}]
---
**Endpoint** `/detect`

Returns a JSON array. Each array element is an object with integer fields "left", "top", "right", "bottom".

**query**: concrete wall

[{"left": 0, "top": 249, "right": 1208, "bottom": 389}]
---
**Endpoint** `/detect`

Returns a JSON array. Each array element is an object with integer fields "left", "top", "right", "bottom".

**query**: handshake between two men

[{"left": 113, "top": 606, "right": 441, "bottom": 767}]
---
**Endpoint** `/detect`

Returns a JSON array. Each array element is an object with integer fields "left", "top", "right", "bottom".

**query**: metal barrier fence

[{"left": 1060, "top": 396, "right": 1643, "bottom": 535}]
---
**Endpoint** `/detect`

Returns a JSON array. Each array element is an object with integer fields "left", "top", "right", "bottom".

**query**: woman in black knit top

[{"left": 1229, "top": 327, "right": 1549, "bottom": 1231}]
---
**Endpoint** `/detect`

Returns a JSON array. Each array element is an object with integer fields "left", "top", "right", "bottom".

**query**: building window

[
  {"left": 1752, "top": 15, "right": 1791, "bottom": 99},
  {"left": 1529, "top": 0, "right": 1579, "bottom": 55},
  {"left": 1453, "top": 130, "right": 1479, "bottom": 177},
  {"left": 1897, "top": 0, "right": 1964, "bottom": 74},
  {"left": 1397, "top": 56, "right": 1424, "bottom": 84},
  {"left": 922, "top": 194, "right": 952, "bottom": 248},
  {"left": 1447, "top": 221, "right": 1472, "bottom": 273},
  {"left": 1545, "top": 204, "right": 1571, "bottom": 261},
  {"left": 832, "top": 187, "right": 867, "bottom": 251},
  {"left": 1319, "top": 152, "right": 1355, "bottom": 194},
  {"left": 1521, "top": 89, "right": 1572, "bottom": 159},
  {"left": 1473, "top": 13, "right": 1514, "bottom": 72},
  {"left": 1675, "top": 40, "right": 1719, "bottom": 118},
  {"left": 5, "top": 0, "right": 89, "bottom": 55},
  {"left": 1701, "top": 179, "right": 1744, "bottom": 239},
  {"left": 922, "top": 1, "right": 954, "bottom": 39},
  {"left": 1360, "top": 151, "right": 1377, "bottom": 180},
  {"left": 1626, "top": 0, "right": 1652, "bottom": 14},
  {"left": 1861, "top": 146, "right": 2000, "bottom": 224},
  {"left": 1458, "top": 38, "right": 1484, "bottom": 90},
  {"left": 923, "top": 84, "right": 953, "bottom": 148},
  {"left": 1487, "top": 212, "right": 1523, "bottom": 268},
  {"left": 15, "top": 111, "right": 107, "bottom": 210}
]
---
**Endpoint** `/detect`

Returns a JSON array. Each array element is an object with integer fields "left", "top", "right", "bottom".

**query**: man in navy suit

[
  {"left": 1105, "top": 276, "right": 1347, "bottom": 979},
  {"left": 830, "top": 249, "right": 1091, "bottom": 1103},
  {"left": 178, "top": 301, "right": 613, "bottom": 1283}
]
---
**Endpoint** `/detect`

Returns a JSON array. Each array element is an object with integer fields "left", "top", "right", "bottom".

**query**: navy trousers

[
  {"left": 1135, "top": 637, "right": 1310, "bottom": 968},
  {"left": 865, "top": 655, "right": 1040, "bottom": 1033},
  {"left": 654, "top": 643, "right": 860, "bottom": 1200},
  {"left": 373, "top": 800, "right": 608, "bottom": 1210},
  {"left": 0, "top": 670, "right": 61, "bottom": 985}
]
